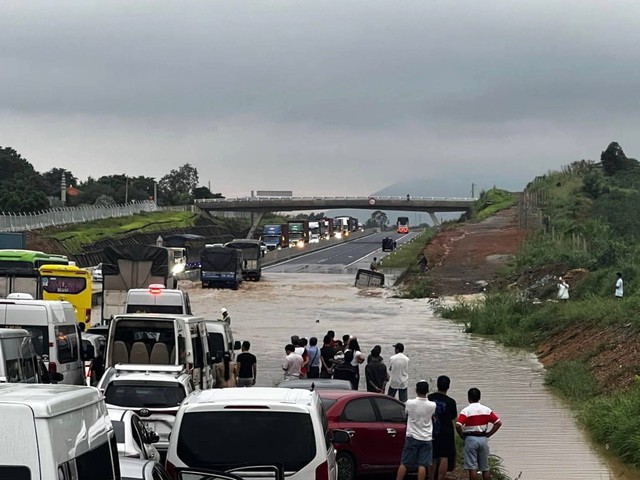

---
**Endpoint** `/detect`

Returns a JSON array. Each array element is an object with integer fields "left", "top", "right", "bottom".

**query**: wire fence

[{"left": 0, "top": 201, "right": 158, "bottom": 232}]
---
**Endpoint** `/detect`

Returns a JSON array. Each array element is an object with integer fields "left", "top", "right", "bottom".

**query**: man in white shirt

[
  {"left": 615, "top": 272, "right": 624, "bottom": 299},
  {"left": 388, "top": 343, "right": 410, "bottom": 402},
  {"left": 282, "top": 344, "right": 303, "bottom": 380},
  {"left": 396, "top": 380, "right": 436, "bottom": 480}
]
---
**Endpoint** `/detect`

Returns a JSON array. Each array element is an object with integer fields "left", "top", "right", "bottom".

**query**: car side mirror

[
  {"left": 206, "top": 352, "right": 213, "bottom": 366},
  {"left": 215, "top": 351, "right": 223, "bottom": 363},
  {"left": 332, "top": 429, "right": 351, "bottom": 444},
  {"left": 52, "top": 372, "right": 64, "bottom": 382},
  {"left": 233, "top": 341, "right": 241, "bottom": 351}
]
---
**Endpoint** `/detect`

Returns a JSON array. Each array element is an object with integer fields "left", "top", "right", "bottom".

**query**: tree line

[{"left": 0, "top": 146, "right": 223, "bottom": 213}]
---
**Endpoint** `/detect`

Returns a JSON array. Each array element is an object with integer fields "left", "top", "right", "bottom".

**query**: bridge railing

[{"left": 195, "top": 195, "right": 476, "bottom": 203}]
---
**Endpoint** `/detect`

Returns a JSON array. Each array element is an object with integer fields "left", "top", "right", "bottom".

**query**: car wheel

[{"left": 337, "top": 452, "right": 356, "bottom": 480}]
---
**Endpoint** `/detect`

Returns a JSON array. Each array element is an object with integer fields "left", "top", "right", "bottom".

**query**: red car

[{"left": 318, "top": 391, "right": 407, "bottom": 480}]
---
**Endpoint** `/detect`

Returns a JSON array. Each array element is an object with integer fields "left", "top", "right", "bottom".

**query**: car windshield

[
  {"left": 177, "top": 411, "right": 316, "bottom": 471},
  {"left": 105, "top": 383, "right": 186, "bottom": 408}
]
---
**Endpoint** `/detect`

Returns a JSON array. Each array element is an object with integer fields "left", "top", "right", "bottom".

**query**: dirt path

[{"left": 423, "top": 207, "right": 526, "bottom": 296}]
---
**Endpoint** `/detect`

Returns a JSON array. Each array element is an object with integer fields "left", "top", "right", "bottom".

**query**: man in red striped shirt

[{"left": 456, "top": 388, "right": 502, "bottom": 480}]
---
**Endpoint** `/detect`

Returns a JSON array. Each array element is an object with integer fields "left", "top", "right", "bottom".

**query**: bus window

[{"left": 41, "top": 277, "right": 87, "bottom": 294}]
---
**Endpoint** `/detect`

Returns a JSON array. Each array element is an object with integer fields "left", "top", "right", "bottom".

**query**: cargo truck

[
  {"left": 200, "top": 246, "right": 243, "bottom": 289},
  {"left": 287, "top": 220, "right": 309, "bottom": 247},
  {"left": 101, "top": 244, "right": 177, "bottom": 324},
  {"left": 224, "top": 239, "right": 263, "bottom": 281},
  {"left": 262, "top": 224, "right": 286, "bottom": 251}
]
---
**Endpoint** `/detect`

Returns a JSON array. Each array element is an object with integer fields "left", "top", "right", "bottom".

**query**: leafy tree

[
  {"left": 365, "top": 210, "right": 388, "bottom": 229},
  {"left": 601, "top": 142, "right": 638, "bottom": 176},
  {"left": 193, "top": 186, "right": 223, "bottom": 200},
  {"left": 0, "top": 147, "right": 49, "bottom": 212},
  {"left": 158, "top": 163, "right": 199, "bottom": 205},
  {"left": 41, "top": 168, "right": 78, "bottom": 197}
]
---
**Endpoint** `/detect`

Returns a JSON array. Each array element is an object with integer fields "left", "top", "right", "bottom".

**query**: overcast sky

[{"left": 2, "top": 0, "right": 640, "bottom": 198}]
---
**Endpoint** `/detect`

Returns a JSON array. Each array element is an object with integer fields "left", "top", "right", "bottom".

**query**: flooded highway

[{"left": 186, "top": 272, "right": 618, "bottom": 480}]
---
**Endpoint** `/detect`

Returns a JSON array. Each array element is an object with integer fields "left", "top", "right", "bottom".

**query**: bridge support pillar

[
  {"left": 427, "top": 211, "right": 440, "bottom": 226},
  {"left": 247, "top": 211, "right": 265, "bottom": 239}
]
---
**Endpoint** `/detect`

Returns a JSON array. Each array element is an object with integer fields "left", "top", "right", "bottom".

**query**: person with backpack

[{"left": 428, "top": 375, "right": 458, "bottom": 480}]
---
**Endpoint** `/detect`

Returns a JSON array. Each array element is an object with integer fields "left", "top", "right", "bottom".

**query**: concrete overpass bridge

[{"left": 194, "top": 195, "right": 476, "bottom": 237}]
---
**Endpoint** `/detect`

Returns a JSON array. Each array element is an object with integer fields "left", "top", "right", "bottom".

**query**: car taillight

[
  {"left": 315, "top": 460, "right": 329, "bottom": 480},
  {"left": 85, "top": 308, "right": 91, "bottom": 323},
  {"left": 166, "top": 460, "right": 177, "bottom": 479},
  {"left": 48, "top": 362, "right": 57, "bottom": 375},
  {"left": 188, "top": 362, "right": 193, "bottom": 372},
  {"left": 85, "top": 364, "right": 91, "bottom": 380}
]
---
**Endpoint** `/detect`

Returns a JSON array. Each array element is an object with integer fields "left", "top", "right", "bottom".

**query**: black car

[{"left": 382, "top": 237, "right": 396, "bottom": 251}]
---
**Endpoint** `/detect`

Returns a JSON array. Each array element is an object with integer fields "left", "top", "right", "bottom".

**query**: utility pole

[
  {"left": 471, "top": 183, "right": 477, "bottom": 199},
  {"left": 125, "top": 177, "right": 129, "bottom": 204},
  {"left": 153, "top": 182, "right": 158, "bottom": 206}
]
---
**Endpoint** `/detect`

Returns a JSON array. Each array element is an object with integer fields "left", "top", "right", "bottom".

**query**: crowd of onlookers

[{"left": 281, "top": 330, "right": 411, "bottom": 400}]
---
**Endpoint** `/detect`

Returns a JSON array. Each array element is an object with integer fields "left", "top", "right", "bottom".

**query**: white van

[
  {"left": 205, "top": 319, "right": 240, "bottom": 362},
  {"left": 0, "top": 383, "right": 120, "bottom": 480},
  {"left": 0, "top": 328, "right": 38, "bottom": 383},
  {"left": 106, "top": 314, "right": 214, "bottom": 390},
  {"left": 124, "top": 285, "right": 192, "bottom": 315},
  {"left": 165, "top": 388, "right": 350, "bottom": 480},
  {"left": 0, "top": 298, "right": 86, "bottom": 385}
]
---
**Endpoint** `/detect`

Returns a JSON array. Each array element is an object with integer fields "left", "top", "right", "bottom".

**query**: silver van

[
  {"left": 0, "top": 384, "right": 120, "bottom": 480},
  {"left": 106, "top": 314, "right": 214, "bottom": 390},
  {"left": 0, "top": 328, "right": 38, "bottom": 383},
  {"left": 0, "top": 299, "right": 87, "bottom": 385}
]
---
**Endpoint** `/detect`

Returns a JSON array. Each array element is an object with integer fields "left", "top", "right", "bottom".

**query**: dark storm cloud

[{"left": 3, "top": 0, "right": 640, "bottom": 128}]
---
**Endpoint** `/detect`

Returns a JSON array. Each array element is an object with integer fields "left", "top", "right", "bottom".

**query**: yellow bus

[{"left": 38, "top": 265, "right": 93, "bottom": 327}]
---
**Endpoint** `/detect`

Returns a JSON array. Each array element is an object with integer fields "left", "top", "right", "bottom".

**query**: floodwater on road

[{"left": 185, "top": 272, "right": 617, "bottom": 480}]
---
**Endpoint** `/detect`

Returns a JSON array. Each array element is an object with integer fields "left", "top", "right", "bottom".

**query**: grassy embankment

[
  {"left": 439, "top": 161, "right": 640, "bottom": 470},
  {"left": 469, "top": 187, "right": 518, "bottom": 221},
  {"left": 45, "top": 210, "right": 200, "bottom": 254}
]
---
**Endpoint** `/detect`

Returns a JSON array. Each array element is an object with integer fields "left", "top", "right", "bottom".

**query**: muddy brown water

[{"left": 182, "top": 273, "right": 616, "bottom": 479}]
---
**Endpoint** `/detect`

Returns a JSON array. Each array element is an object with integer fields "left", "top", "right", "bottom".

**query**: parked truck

[
  {"left": 200, "top": 245, "right": 243, "bottom": 289},
  {"left": 225, "top": 239, "right": 263, "bottom": 281},
  {"left": 101, "top": 244, "right": 177, "bottom": 323},
  {"left": 287, "top": 220, "right": 309, "bottom": 247},
  {"left": 262, "top": 224, "right": 287, "bottom": 251}
]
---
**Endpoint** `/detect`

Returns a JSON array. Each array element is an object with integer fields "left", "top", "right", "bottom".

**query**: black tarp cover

[
  {"left": 103, "top": 245, "right": 170, "bottom": 277},
  {"left": 200, "top": 246, "right": 241, "bottom": 272}
]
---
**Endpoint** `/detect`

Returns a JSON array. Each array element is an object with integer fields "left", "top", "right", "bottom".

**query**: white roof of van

[
  {"left": 184, "top": 387, "right": 315, "bottom": 407},
  {"left": 0, "top": 384, "right": 103, "bottom": 418},
  {"left": 113, "top": 313, "right": 203, "bottom": 321}
]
